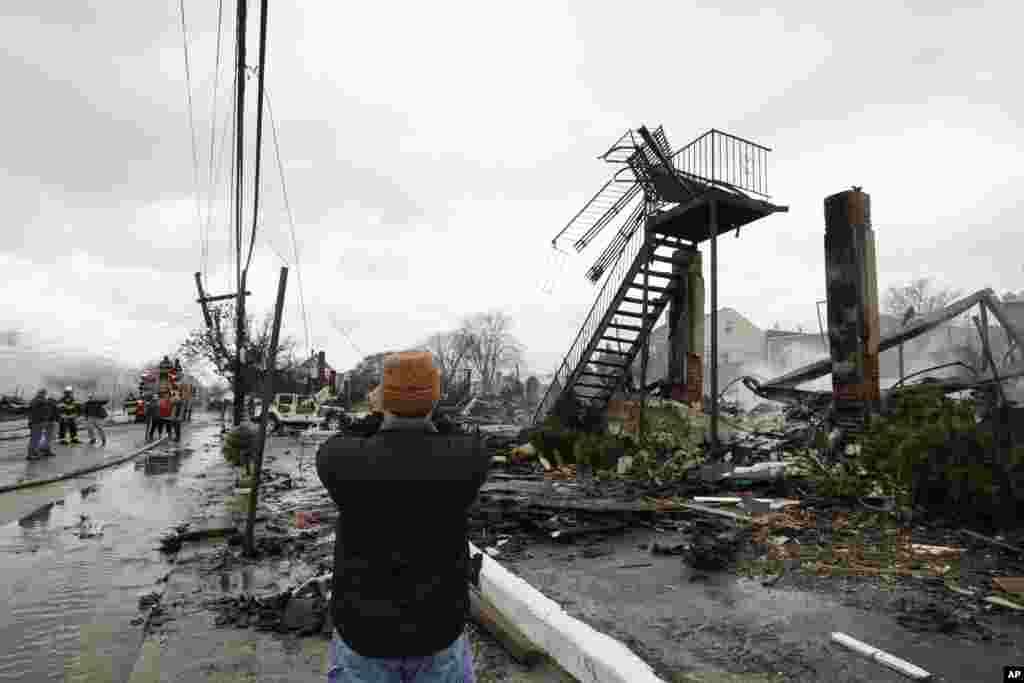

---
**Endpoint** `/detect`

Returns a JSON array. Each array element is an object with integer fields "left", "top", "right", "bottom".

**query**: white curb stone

[{"left": 470, "top": 541, "right": 666, "bottom": 683}]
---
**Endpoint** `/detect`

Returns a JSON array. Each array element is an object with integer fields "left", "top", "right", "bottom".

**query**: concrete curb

[
  {"left": 0, "top": 436, "right": 169, "bottom": 494},
  {"left": 470, "top": 541, "right": 667, "bottom": 683}
]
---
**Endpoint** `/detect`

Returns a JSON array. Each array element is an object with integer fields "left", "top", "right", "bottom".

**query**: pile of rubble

[
  {"left": 459, "top": 396, "right": 534, "bottom": 427},
  {"left": 205, "top": 573, "right": 333, "bottom": 636}
]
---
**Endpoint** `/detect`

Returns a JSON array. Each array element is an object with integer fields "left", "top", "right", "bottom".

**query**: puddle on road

[{"left": 0, "top": 426, "right": 222, "bottom": 681}]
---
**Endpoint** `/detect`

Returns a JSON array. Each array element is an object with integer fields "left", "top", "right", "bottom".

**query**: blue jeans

[
  {"left": 28, "top": 423, "right": 45, "bottom": 457},
  {"left": 327, "top": 632, "right": 475, "bottom": 683}
]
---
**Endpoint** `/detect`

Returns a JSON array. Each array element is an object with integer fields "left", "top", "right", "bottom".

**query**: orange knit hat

[{"left": 380, "top": 351, "right": 440, "bottom": 417}]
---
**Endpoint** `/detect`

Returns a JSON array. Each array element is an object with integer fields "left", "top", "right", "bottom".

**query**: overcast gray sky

[{"left": 1, "top": 0, "right": 1020, "bottom": 382}]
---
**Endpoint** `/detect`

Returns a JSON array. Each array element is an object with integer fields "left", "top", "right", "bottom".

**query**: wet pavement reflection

[{"left": 0, "top": 421, "right": 221, "bottom": 682}]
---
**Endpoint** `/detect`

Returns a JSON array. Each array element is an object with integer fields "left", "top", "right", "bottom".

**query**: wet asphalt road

[
  {"left": 500, "top": 526, "right": 1024, "bottom": 682},
  {"left": 0, "top": 420, "right": 149, "bottom": 527},
  {"left": 0, "top": 418, "right": 223, "bottom": 682}
]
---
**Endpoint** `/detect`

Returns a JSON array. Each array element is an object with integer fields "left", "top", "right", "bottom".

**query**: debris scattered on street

[
  {"left": 961, "top": 529, "right": 1024, "bottom": 556},
  {"left": 984, "top": 595, "right": 1024, "bottom": 611},
  {"left": 138, "top": 591, "right": 161, "bottom": 610},
  {"left": 830, "top": 631, "right": 933, "bottom": 680},
  {"left": 66, "top": 514, "right": 105, "bottom": 539},
  {"left": 158, "top": 525, "right": 237, "bottom": 554},
  {"left": 992, "top": 576, "right": 1024, "bottom": 594}
]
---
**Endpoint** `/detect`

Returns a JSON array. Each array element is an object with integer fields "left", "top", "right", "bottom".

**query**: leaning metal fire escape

[{"left": 533, "top": 126, "right": 786, "bottom": 427}]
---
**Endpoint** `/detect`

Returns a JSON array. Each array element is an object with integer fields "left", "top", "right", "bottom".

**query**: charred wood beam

[
  {"left": 764, "top": 289, "right": 994, "bottom": 389},
  {"left": 886, "top": 364, "right": 1024, "bottom": 396},
  {"left": 982, "top": 293, "right": 1024, "bottom": 361},
  {"left": 974, "top": 306, "right": 1006, "bottom": 405},
  {"left": 740, "top": 377, "right": 831, "bottom": 405}
]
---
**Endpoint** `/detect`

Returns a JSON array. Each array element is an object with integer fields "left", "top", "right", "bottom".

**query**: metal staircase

[
  {"left": 535, "top": 125, "right": 782, "bottom": 426},
  {"left": 534, "top": 222, "right": 689, "bottom": 423}
]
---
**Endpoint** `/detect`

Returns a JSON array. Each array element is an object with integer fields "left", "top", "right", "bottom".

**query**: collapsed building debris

[{"left": 754, "top": 288, "right": 1024, "bottom": 400}]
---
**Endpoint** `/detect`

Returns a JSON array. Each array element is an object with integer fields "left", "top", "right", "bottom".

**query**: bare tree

[
  {"left": 177, "top": 304, "right": 299, "bottom": 396},
  {"left": 421, "top": 329, "right": 475, "bottom": 396},
  {"left": 464, "top": 311, "right": 522, "bottom": 395},
  {"left": 883, "top": 278, "right": 962, "bottom": 318}
]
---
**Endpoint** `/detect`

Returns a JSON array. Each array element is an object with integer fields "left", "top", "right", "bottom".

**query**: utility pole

[
  {"left": 232, "top": 0, "right": 249, "bottom": 428},
  {"left": 246, "top": 266, "right": 288, "bottom": 556},
  {"left": 195, "top": 272, "right": 250, "bottom": 420}
]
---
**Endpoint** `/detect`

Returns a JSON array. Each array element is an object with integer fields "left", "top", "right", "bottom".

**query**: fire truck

[{"left": 135, "top": 358, "right": 196, "bottom": 422}]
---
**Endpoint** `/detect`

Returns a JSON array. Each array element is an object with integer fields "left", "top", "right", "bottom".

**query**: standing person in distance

[
  {"left": 168, "top": 390, "right": 183, "bottom": 442},
  {"left": 58, "top": 386, "right": 81, "bottom": 446},
  {"left": 83, "top": 394, "right": 108, "bottom": 447},
  {"left": 45, "top": 392, "right": 59, "bottom": 455},
  {"left": 145, "top": 394, "right": 161, "bottom": 442},
  {"left": 27, "top": 388, "right": 49, "bottom": 460}
]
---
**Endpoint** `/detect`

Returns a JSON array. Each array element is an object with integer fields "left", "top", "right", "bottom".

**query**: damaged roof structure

[{"left": 746, "top": 287, "right": 1024, "bottom": 407}]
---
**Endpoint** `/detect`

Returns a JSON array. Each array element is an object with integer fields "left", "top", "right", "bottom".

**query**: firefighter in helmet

[{"left": 58, "top": 386, "right": 82, "bottom": 445}]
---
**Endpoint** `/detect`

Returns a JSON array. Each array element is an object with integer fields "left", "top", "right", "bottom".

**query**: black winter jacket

[
  {"left": 315, "top": 419, "right": 490, "bottom": 657},
  {"left": 29, "top": 397, "right": 50, "bottom": 425}
]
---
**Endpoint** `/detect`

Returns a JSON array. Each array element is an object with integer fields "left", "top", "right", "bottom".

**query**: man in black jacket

[
  {"left": 316, "top": 351, "right": 489, "bottom": 683},
  {"left": 27, "top": 388, "right": 50, "bottom": 459},
  {"left": 45, "top": 394, "right": 59, "bottom": 454}
]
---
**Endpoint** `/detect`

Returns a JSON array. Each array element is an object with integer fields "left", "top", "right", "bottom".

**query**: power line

[
  {"left": 244, "top": 0, "right": 269, "bottom": 275},
  {"left": 227, "top": 82, "right": 237, "bottom": 300},
  {"left": 202, "top": 0, "right": 226, "bottom": 288},
  {"left": 178, "top": 0, "right": 204, "bottom": 286},
  {"left": 329, "top": 313, "right": 365, "bottom": 359},
  {"left": 202, "top": 99, "right": 234, "bottom": 290},
  {"left": 258, "top": 232, "right": 290, "bottom": 266},
  {"left": 264, "top": 88, "right": 311, "bottom": 355}
]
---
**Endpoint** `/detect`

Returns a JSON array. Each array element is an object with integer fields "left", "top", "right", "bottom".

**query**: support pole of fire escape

[
  {"left": 639, "top": 221, "right": 651, "bottom": 440},
  {"left": 709, "top": 198, "right": 719, "bottom": 453}
]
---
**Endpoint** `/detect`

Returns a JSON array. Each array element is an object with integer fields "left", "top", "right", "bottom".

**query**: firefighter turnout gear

[{"left": 58, "top": 391, "right": 82, "bottom": 445}]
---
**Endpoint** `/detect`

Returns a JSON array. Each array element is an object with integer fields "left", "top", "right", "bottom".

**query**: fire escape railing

[
  {"left": 533, "top": 216, "right": 650, "bottom": 424},
  {"left": 670, "top": 129, "right": 771, "bottom": 198},
  {"left": 533, "top": 127, "right": 773, "bottom": 426}
]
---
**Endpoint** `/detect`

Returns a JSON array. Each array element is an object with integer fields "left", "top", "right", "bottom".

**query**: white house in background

[
  {"left": 702, "top": 308, "right": 766, "bottom": 366},
  {"left": 764, "top": 328, "right": 828, "bottom": 372}
]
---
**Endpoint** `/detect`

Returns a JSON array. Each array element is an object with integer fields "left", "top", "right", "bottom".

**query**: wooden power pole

[
  {"left": 245, "top": 266, "right": 288, "bottom": 556},
  {"left": 194, "top": 272, "right": 250, "bottom": 422},
  {"left": 232, "top": 0, "right": 249, "bottom": 428}
]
